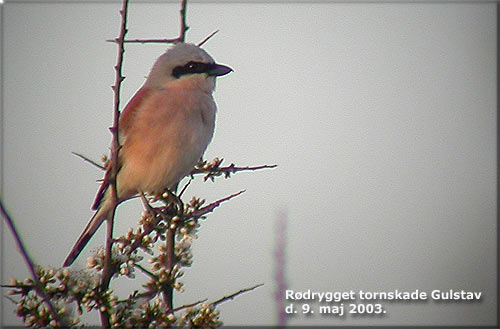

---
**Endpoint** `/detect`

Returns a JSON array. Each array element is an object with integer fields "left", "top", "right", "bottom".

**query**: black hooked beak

[{"left": 207, "top": 63, "right": 233, "bottom": 77}]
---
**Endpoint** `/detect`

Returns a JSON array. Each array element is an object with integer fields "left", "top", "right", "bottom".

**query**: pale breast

[{"left": 116, "top": 87, "right": 217, "bottom": 197}]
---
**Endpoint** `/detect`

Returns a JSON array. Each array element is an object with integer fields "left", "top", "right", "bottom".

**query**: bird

[{"left": 63, "top": 43, "right": 232, "bottom": 266}]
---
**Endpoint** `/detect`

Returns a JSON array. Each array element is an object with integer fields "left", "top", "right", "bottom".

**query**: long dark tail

[{"left": 63, "top": 203, "right": 111, "bottom": 267}]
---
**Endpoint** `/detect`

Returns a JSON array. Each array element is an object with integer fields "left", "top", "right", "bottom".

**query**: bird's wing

[
  {"left": 91, "top": 87, "right": 154, "bottom": 210},
  {"left": 120, "top": 87, "right": 154, "bottom": 136}
]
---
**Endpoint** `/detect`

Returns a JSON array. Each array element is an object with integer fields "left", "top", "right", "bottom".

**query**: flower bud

[{"left": 87, "top": 256, "right": 97, "bottom": 269}]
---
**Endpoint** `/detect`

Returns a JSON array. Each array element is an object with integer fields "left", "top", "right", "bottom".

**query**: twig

[
  {"left": 0, "top": 200, "right": 64, "bottom": 326},
  {"left": 138, "top": 197, "right": 176, "bottom": 311},
  {"left": 107, "top": 37, "right": 180, "bottom": 44},
  {"left": 71, "top": 152, "right": 105, "bottom": 171},
  {"left": 190, "top": 164, "right": 277, "bottom": 178},
  {"left": 109, "top": 26, "right": 214, "bottom": 46},
  {"left": 211, "top": 283, "right": 264, "bottom": 307},
  {"left": 172, "top": 298, "right": 208, "bottom": 313},
  {"left": 1, "top": 285, "right": 19, "bottom": 288},
  {"left": 135, "top": 263, "right": 157, "bottom": 280},
  {"left": 100, "top": 0, "right": 129, "bottom": 326},
  {"left": 102, "top": 218, "right": 114, "bottom": 285},
  {"left": 126, "top": 190, "right": 244, "bottom": 256},
  {"left": 178, "top": 178, "right": 192, "bottom": 198},
  {"left": 191, "top": 190, "right": 245, "bottom": 218},
  {"left": 106, "top": 0, "right": 188, "bottom": 46},
  {"left": 178, "top": 0, "right": 189, "bottom": 42},
  {"left": 164, "top": 227, "right": 175, "bottom": 311},
  {"left": 140, "top": 192, "right": 158, "bottom": 215},
  {"left": 197, "top": 30, "right": 219, "bottom": 47}
]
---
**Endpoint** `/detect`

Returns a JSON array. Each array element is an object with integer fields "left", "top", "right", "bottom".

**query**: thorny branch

[
  {"left": 192, "top": 190, "right": 245, "bottom": 217},
  {"left": 111, "top": 29, "right": 218, "bottom": 46},
  {"left": 0, "top": 0, "right": 276, "bottom": 328},
  {"left": 107, "top": 36, "right": 181, "bottom": 44},
  {"left": 107, "top": 0, "right": 189, "bottom": 45},
  {"left": 0, "top": 201, "right": 65, "bottom": 327},
  {"left": 72, "top": 152, "right": 277, "bottom": 184},
  {"left": 100, "top": 0, "right": 129, "bottom": 326},
  {"left": 126, "top": 190, "right": 246, "bottom": 257},
  {"left": 171, "top": 299, "right": 208, "bottom": 313},
  {"left": 178, "top": 0, "right": 189, "bottom": 42},
  {"left": 165, "top": 227, "right": 175, "bottom": 311},
  {"left": 193, "top": 164, "right": 278, "bottom": 177},
  {"left": 170, "top": 284, "right": 263, "bottom": 314},
  {"left": 211, "top": 284, "right": 264, "bottom": 307},
  {"left": 190, "top": 159, "right": 277, "bottom": 182}
]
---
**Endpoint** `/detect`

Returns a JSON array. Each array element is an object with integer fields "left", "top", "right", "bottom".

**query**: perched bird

[{"left": 63, "top": 43, "right": 232, "bottom": 266}]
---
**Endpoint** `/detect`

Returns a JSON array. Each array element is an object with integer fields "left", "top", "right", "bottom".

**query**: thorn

[{"left": 198, "top": 30, "right": 219, "bottom": 47}]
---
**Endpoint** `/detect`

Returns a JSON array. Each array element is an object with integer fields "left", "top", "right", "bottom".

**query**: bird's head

[{"left": 145, "top": 43, "right": 232, "bottom": 92}]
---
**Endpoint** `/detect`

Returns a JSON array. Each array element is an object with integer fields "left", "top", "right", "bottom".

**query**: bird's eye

[
  {"left": 172, "top": 61, "right": 209, "bottom": 79},
  {"left": 186, "top": 61, "right": 207, "bottom": 73}
]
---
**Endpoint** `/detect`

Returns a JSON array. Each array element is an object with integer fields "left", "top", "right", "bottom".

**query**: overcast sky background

[{"left": 1, "top": 1, "right": 497, "bottom": 326}]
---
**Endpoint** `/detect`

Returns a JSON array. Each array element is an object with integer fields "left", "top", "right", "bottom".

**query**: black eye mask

[{"left": 172, "top": 61, "right": 211, "bottom": 78}]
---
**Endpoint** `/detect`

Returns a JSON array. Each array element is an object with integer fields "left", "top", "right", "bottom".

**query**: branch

[
  {"left": 164, "top": 227, "right": 175, "bottom": 311},
  {"left": 190, "top": 163, "right": 277, "bottom": 182},
  {"left": 178, "top": 0, "right": 189, "bottom": 42},
  {"left": 191, "top": 190, "right": 245, "bottom": 218},
  {"left": 178, "top": 178, "right": 192, "bottom": 198},
  {"left": 211, "top": 284, "right": 264, "bottom": 307},
  {"left": 126, "top": 190, "right": 244, "bottom": 256},
  {"left": 100, "top": 0, "right": 129, "bottom": 326},
  {"left": 172, "top": 298, "right": 208, "bottom": 313},
  {"left": 110, "top": 0, "right": 189, "bottom": 45},
  {"left": 0, "top": 200, "right": 64, "bottom": 326},
  {"left": 109, "top": 0, "right": 129, "bottom": 190},
  {"left": 107, "top": 37, "right": 179, "bottom": 44},
  {"left": 135, "top": 263, "right": 157, "bottom": 280}
]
